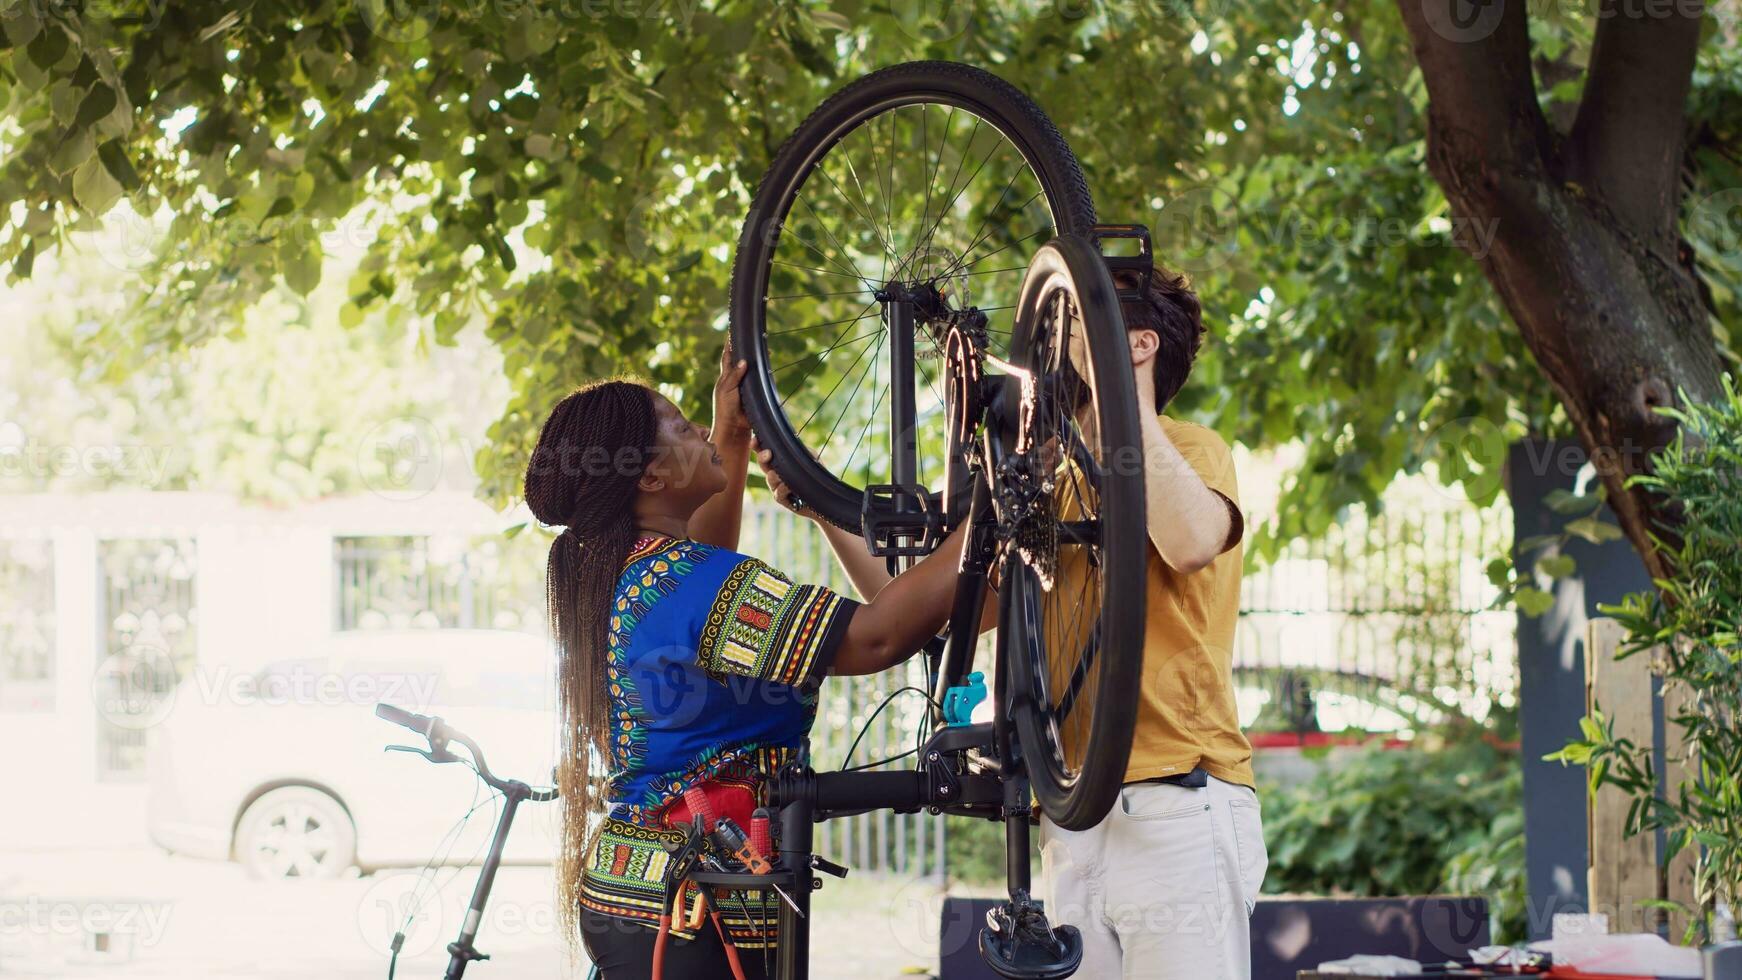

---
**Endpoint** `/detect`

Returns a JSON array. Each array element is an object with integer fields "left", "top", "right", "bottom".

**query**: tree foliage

[{"left": 3, "top": 0, "right": 1738, "bottom": 550}]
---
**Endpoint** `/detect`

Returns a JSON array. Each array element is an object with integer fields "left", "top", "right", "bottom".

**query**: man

[
  {"left": 755, "top": 260, "right": 1262, "bottom": 980},
  {"left": 1040, "top": 264, "right": 1263, "bottom": 980}
]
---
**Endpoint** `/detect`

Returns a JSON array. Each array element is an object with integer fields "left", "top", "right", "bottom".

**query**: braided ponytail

[{"left": 523, "top": 379, "right": 659, "bottom": 949}]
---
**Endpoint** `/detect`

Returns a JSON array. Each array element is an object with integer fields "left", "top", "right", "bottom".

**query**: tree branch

[
  {"left": 1568, "top": 0, "right": 1706, "bottom": 237},
  {"left": 1395, "top": 0, "right": 1552, "bottom": 188}
]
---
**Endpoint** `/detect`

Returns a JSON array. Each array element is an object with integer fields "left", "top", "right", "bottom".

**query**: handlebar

[
  {"left": 374, "top": 701, "right": 435, "bottom": 735},
  {"left": 814, "top": 770, "right": 926, "bottom": 813},
  {"left": 375, "top": 702, "right": 557, "bottom": 802}
]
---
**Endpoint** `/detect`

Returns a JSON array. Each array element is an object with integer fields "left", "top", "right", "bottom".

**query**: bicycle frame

[{"left": 721, "top": 348, "right": 1082, "bottom": 979}]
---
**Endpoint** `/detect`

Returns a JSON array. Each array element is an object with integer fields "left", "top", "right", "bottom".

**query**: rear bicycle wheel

[
  {"left": 730, "top": 60, "right": 1096, "bottom": 532},
  {"left": 992, "top": 234, "right": 1146, "bottom": 831}
]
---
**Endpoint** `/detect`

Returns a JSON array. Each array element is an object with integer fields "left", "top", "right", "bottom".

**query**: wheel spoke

[
  {"left": 773, "top": 327, "right": 880, "bottom": 376},
  {"left": 794, "top": 194, "right": 875, "bottom": 291},
  {"left": 820, "top": 329, "right": 887, "bottom": 447},
  {"left": 933, "top": 184, "right": 1044, "bottom": 284},
  {"left": 894, "top": 120, "right": 999, "bottom": 282},
  {"left": 798, "top": 326, "right": 884, "bottom": 435},
  {"left": 816, "top": 155, "right": 904, "bottom": 273},
  {"left": 768, "top": 300, "right": 879, "bottom": 337}
]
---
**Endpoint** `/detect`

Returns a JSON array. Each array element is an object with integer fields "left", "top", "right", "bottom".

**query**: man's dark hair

[{"left": 1113, "top": 265, "right": 1205, "bottom": 409}]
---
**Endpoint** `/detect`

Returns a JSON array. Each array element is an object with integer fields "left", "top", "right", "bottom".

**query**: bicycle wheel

[
  {"left": 730, "top": 61, "right": 1096, "bottom": 531},
  {"left": 994, "top": 234, "right": 1146, "bottom": 831}
]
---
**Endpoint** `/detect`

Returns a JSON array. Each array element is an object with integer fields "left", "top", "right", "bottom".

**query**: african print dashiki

[{"left": 579, "top": 535, "right": 858, "bottom": 948}]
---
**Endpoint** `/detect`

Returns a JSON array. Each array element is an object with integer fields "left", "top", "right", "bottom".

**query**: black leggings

[{"left": 580, "top": 906, "right": 771, "bottom": 980}]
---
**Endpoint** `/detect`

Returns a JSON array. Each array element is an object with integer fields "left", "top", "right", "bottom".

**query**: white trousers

[{"left": 1040, "top": 776, "right": 1267, "bottom": 980}]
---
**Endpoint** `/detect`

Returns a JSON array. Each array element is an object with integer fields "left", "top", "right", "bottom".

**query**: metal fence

[
  {"left": 0, "top": 537, "right": 55, "bottom": 712},
  {"left": 329, "top": 499, "right": 1516, "bottom": 876},
  {"left": 1237, "top": 506, "right": 1516, "bottom": 736},
  {"left": 334, "top": 534, "right": 545, "bottom": 633},
  {"left": 94, "top": 537, "right": 198, "bottom": 780}
]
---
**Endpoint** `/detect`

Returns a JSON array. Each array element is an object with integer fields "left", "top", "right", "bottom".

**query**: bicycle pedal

[
  {"left": 861, "top": 484, "right": 943, "bottom": 559},
  {"left": 977, "top": 902, "right": 1083, "bottom": 980}
]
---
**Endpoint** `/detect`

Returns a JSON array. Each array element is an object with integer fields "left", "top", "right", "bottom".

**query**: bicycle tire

[
  {"left": 996, "top": 234, "right": 1146, "bottom": 831},
  {"left": 730, "top": 61, "right": 1097, "bottom": 532}
]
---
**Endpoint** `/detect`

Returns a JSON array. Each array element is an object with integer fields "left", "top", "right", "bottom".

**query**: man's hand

[
  {"left": 711, "top": 340, "right": 752, "bottom": 453},
  {"left": 753, "top": 436, "right": 818, "bottom": 522}
]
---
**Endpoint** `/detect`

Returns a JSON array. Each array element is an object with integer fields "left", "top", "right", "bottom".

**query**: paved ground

[{"left": 0, "top": 847, "right": 957, "bottom": 979}]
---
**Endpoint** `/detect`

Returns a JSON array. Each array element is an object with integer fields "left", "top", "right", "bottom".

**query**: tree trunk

[{"left": 1398, "top": 0, "right": 1727, "bottom": 581}]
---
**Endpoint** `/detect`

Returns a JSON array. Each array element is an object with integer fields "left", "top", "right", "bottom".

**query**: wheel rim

[
  {"left": 998, "top": 238, "right": 1139, "bottom": 807},
  {"left": 748, "top": 94, "right": 1081, "bottom": 518},
  {"left": 250, "top": 801, "right": 340, "bottom": 877}
]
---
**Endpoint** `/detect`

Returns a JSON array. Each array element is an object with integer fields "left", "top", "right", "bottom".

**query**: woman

[{"left": 523, "top": 352, "right": 964, "bottom": 979}]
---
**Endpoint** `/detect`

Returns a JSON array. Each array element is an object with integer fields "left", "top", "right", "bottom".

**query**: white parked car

[{"left": 147, "top": 629, "right": 561, "bottom": 879}]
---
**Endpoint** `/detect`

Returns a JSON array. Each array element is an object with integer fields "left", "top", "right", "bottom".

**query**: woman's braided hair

[{"left": 522, "top": 378, "right": 659, "bottom": 947}]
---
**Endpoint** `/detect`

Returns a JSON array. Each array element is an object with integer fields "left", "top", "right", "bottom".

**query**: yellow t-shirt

[{"left": 1047, "top": 416, "right": 1252, "bottom": 788}]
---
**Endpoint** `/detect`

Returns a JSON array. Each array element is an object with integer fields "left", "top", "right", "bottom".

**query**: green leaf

[
  {"left": 2, "top": 6, "right": 42, "bottom": 48},
  {"left": 1516, "top": 587, "right": 1555, "bottom": 617},
  {"left": 1485, "top": 557, "right": 1512, "bottom": 588},
  {"left": 48, "top": 128, "right": 96, "bottom": 177},
  {"left": 26, "top": 21, "right": 68, "bottom": 70},
  {"left": 73, "top": 83, "right": 117, "bottom": 129},
  {"left": 1536, "top": 554, "right": 1577, "bottom": 579},
  {"left": 71, "top": 154, "right": 123, "bottom": 215},
  {"left": 1564, "top": 517, "right": 1624, "bottom": 544},
  {"left": 97, "top": 140, "right": 140, "bottom": 190},
  {"left": 12, "top": 238, "right": 35, "bottom": 278},
  {"left": 812, "top": 10, "right": 853, "bottom": 32},
  {"left": 281, "top": 238, "right": 323, "bottom": 296},
  {"left": 1545, "top": 489, "right": 1601, "bottom": 516}
]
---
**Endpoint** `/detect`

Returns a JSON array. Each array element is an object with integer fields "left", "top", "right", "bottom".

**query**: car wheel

[{"left": 234, "top": 786, "right": 357, "bottom": 880}]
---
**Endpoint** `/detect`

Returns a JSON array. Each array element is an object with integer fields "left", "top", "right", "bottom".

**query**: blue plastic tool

[{"left": 942, "top": 671, "right": 987, "bottom": 727}]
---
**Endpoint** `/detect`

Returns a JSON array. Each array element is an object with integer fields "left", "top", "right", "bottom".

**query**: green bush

[
  {"left": 942, "top": 734, "right": 1527, "bottom": 943},
  {"left": 1259, "top": 734, "right": 1528, "bottom": 943}
]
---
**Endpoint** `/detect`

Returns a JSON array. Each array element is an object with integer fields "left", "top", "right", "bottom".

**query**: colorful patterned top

[{"left": 579, "top": 534, "right": 859, "bottom": 947}]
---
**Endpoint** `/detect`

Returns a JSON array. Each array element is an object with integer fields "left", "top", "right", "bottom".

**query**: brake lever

[{"left": 384, "top": 743, "right": 461, "bottom": 764}]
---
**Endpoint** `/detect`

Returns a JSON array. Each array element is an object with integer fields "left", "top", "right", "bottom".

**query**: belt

[{"left": 1132, "top": 765, "right": 1209, "bottom": 789}]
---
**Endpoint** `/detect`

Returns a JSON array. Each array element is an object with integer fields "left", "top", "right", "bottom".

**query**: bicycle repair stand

[{"left": 691, "top": 716, "right": 1084, "bottom": 980}]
